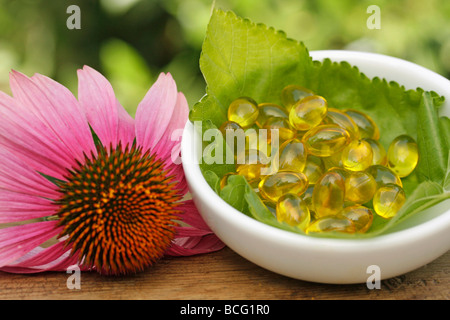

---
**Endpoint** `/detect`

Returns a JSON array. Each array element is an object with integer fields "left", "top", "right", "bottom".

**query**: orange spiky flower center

[{"left": 56, "top": 143, "right": 182, "bottom": 275}]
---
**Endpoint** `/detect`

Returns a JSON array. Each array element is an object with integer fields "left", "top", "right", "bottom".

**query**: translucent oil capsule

[
  {"left": 364, "top": 138, "right": 387, "bottom": 166},
  {"left": 219, "top": 121, "right": 246, "bottom": 158},
  {"left": 345, "top": 109, "right": 380, "bottom": 140},
  {"left": 277, "top": 138, "right": 307, "bottom": 173},
  {"left": 236, "top": 149, "right": 270, "bottom": 187},
  {"left": 339, "top": 205, "right": 373, "bottom": 233},
  {"left": 322, "top": 151, "right": 344, "bottom": 170},
  {"left": 344, "top": 171, "right": 377, "bottom": 204},
  {"left": 305, "top": 216, "right": 355, "bottom": 234},
  {"left": 227, "top": 97, "right": 259, "bottom": 128},
  {"left": 244, "top": 127, "right": 271, "bottom": 156},
  {"left": 373, "top": 183, "right": 406, "bottom": 219},
  {"left": 276, "top": 193, "right": 310, "bottom": 230},
  {"left": 263, "top": 116, "right": 296, "bottom": 142},
  {"left": 327, "top": 166, "right": 350, "bottom": 181},
  {"left": 236, "top": 148, "right": 270, "bottom": 167},
  {"left": 219, "top": 120, "right": 243, "bottom": 137},
  {"left": 341, "top": 140, "right": 373, "bottom": 171},
  {"left": 289, "top": 95, "right": 328, "bottom": 131},
  {"left": 312, "top": 172, "right": 345, "bottom": 218},
  {"left": 236, "top": 164, "right": 264, "bottom": 188},
  {"left": 302, "top": 155, "right": 325, "bottom": 184},
  {"left": 365, "top": 165, "right": 402, "bottom": 189},
  {"left": 387, "top": 134, "right": 419, "bottom": 178},
  {"left": 323, "top": 108, "right": 360, "bottom": 140},
  {"left": 302, "top": 124, "right": 351, "bottom": 157},
  {"left": 258, "top": 171, "right": 309, "bottom": 203},
  {"left": 256, "top": 103, "right": 288, "bottom": 127},
  {"left": 300, "top": 185, "right": 315, "bottom": 215},
  {"left": 280, "top": 84, "right": 314, "bottom": 111}
]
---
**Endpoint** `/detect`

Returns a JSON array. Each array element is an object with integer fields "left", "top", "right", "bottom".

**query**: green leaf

[
  {"left": 197, "top": 119, "right": 236, "bottom": 179},
  {"left": 416, "top": 92, "right": 448, "bottom": 184},
  {"left": 444, "top": 151, "right": 450, "bottom": 192},
  {"left": 194, "top": 9, "right": 313, "bottom": 129},
  {"left": 220, "top": 174, "right": 248, "bottom": 212},
  {"left": 439, "top": 116, "right": 450, "bottom": 151},
  {"left": 202, "top": 170, "right": 220, "bottom": 194}
]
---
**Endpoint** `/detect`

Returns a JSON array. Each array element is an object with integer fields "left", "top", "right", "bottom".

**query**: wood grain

[{"left": 0, "top": 247, "right": 448, "bottom": 300}]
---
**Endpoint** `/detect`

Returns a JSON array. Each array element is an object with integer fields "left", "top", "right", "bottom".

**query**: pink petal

[
  {"left": 135, "top": 73, "right": 178, "bottom": 153},
  {"left": 0, "top": 149, "right": 59, "bottom": 200},
  {"left": 78, "top": 66, "right": 134, "bottom": 149},
  {"left": 0, "top": 221, "right": 62, "bottom": 267},
  {"left": 29, "top": 73, "right": 96, "bottom": 161},
  {"left": 152, "top": 91, "right": 189, "bottom": 161},
  {"left": 9, "top": 71, "right": 94, "bottom": 166},
  {"left": 0, "top": 92, "right": 75, "bottom": 180},
  {"left": 166, "top": 235, "right": 225, "bottom": 256},
  {"left": 165, "top": 200, "right": 225, "bottom": 256},
  {"left": 0, "top": 241, "right": 84, "bottom": 273},
  {"left": 0, "top": 190, "right": 56, "bottom": 223},
  {"left": 176, "top": 200, "right": 212, "bottom": 230}
]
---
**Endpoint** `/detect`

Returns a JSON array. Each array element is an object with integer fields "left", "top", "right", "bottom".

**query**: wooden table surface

[{"left": 0, "top": 246, "right": 448, "bottom": 300}]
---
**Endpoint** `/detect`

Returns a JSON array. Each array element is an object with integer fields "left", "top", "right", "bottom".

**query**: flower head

[{"left": 0, "top": 66, "right": 224, "bottom": 274}]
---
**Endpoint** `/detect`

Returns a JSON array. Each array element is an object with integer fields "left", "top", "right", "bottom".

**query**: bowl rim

[{"left": 181, "top": 50, "right": 450, "bottom": 252}]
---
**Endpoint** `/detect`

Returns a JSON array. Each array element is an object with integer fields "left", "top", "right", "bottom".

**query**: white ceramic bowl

[{"left": 181, "top": 50, "right": 450, "bottom": 284}]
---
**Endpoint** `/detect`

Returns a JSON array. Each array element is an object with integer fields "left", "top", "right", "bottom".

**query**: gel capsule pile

[{"left": 219, "top": 85, "right": 419, "bottom": 234}]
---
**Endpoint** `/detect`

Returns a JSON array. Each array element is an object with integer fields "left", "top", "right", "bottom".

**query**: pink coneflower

[{"left": 0, "top": 66, "right": 224, "bottom": 275}]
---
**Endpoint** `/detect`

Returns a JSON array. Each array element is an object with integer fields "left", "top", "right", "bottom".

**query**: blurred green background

[{"left": 0, "top": 0, "right": 449, "bottom": 116}]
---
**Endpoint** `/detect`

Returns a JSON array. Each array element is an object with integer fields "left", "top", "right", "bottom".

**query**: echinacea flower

[{"left": 0, "top": 66, "right": 224, "bottom": 275}]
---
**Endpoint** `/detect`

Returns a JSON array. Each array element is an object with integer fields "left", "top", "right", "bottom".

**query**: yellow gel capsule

[
  {"left": 387, "top": 134, "right": 419, "bottom": 178},
  {"left": 302, "top": 155, "right": 325, "bottom": 184},
  {"left": 365, "top": 164, "right": 402, "bottom": 189},
  {"left": 339, "top": 205, "right": 373, "bottom": 233},
  {"left": 256, "top": 103, "right": 288, "bottom": 127},
  {"left": 363, "top": 138, "right": 387, "bottom": 166},
  {"left": 327, "top": 166, "right": 351, "bottom": 181},
  {"left": 236, "top": 149, "right": 270, "bottom": 187},
  {"left": 227, "top": 97, "right": 259, "bottom": 128},
  {"left": 306, "top": 216, "right": 355, "bottom": 234},
  {"left": 219, "top": 121, "right": 246, "bottom": 159},
  {"left": 300, "top": 185, "right": 315, "bottom": 215},
  {"left": 322, "top": 152, "right": 344, "bottom": 170},
  {"left": 280, "top": 84, "right": 314, "bottom": 111},
  {"left": 236, "top": 163, "right": 264, "bottom": 188},
  {"left": 219, "top": 120, "right": 243, "bottom": 137},
  {"left": 258, "top": 171, "right": 309, "bottom": 202},
  {"left": 345, "top": 109, "right": 380, "bottom": 140},
  {"left": 289, "top": 95, "right": 328, "bottom": 131},
  {"left": 277, "top": 138, "right": 307, "bottom": 173},
  {"left": 373, "top": 184, "right": 406, "bottom": 219},
  {"left": 341, "top": 140, "right": 373, "bottom": 171},
  {"left": 344, "top": 171, "right": 377, "bottom": 204},
  {"left": 302, "top": 124, "right": 351, "bottom": 157},
  {"left": 263, "top": 116, "right": 296, "bottom": 142},
  {"left": 236, "top": 148, "right": 270, "bottom": 167},
  {"left": 276, "top": 193, "right": 311, "bottom": 230},
  {"left": 244, "top": 127, "right": 271, "bottom": 156},
  {"left": 312, "top": 172, "right": 345, "bottom": 218},
  {"left": 323, "top": 108, "right": 360, "bottom": 140}
]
